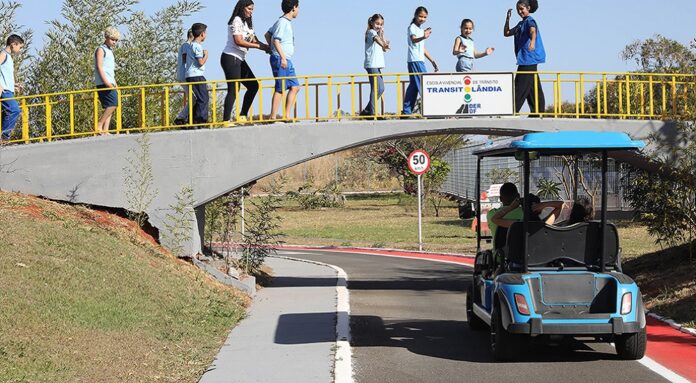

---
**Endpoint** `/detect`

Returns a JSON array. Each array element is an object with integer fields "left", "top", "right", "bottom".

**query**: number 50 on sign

[{"left": 408, "top": 150, "right": 431, "bottom": 175}]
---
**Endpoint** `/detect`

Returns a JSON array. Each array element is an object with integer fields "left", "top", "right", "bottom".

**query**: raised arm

[
  {"left": 503, "top": 9, "right": 514, "bottom": 37},
  {"left": 474, "top": 47, "right": 495, "bottom": 59},
  {"left": 491, "top": 199, "right": 521, "bottom": 228}
]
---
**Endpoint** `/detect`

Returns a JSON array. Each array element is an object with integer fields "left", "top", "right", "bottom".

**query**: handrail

[{"left": 0, "top": 71, "right": 693, "bottom": 145}]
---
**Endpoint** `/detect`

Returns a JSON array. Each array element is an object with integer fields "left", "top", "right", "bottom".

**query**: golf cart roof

[{"left": 474, "top": 131, "right": 645, "bottom": 157}]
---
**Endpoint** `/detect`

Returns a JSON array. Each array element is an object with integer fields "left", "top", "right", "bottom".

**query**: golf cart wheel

[
  {"left": 490, "top": 302, "right": 523, "bottom": 361},
  {"left": 615, "top": 327, "right": 647, "bottom": 360}
]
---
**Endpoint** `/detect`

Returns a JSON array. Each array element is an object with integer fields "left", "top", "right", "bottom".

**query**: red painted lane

[
  {"left": 286, "top": 246, "right": 696, "bottom": 381},
  {"left": 645, "top": 317, "right": 696, "bottom": 382}
]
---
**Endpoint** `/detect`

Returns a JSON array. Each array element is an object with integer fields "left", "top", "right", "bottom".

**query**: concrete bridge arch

[{"left": 0, "top": 118, "right": 673, "bottom": 255}]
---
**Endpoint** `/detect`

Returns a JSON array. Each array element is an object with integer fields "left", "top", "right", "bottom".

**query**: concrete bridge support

[{"left": 0, "top": 118, "right": 674, "bottom": 256}]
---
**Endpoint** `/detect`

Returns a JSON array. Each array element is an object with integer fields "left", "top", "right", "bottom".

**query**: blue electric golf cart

[{"left": 466, "top": 131, "right": 648, "bottom": 361}]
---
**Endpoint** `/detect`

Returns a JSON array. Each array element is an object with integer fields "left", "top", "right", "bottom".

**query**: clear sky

[{"left": 14, "top": 0, "right": 696, "bottom": 83}]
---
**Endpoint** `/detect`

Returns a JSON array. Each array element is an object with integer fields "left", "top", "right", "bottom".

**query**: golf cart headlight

[
  {"left": 621, "top": 292, "right": 633, "bottom": 315},
  {"left": 514, "top": 293, "right": 530, "bottom": 315}
]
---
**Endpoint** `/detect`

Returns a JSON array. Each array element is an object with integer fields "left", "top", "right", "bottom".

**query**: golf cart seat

[{"left": 504, "top": 221, "right": 619, "bottom": 269}]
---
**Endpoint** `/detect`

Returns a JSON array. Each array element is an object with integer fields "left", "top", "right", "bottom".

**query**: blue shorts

[
  {"left": 270, "top": 55, "right": 299, "bottom": 93},
  {"left": 96, "top": 85, "right": 118, "bottom": 108}
]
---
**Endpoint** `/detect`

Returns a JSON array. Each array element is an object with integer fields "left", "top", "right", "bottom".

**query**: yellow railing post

[
  {"left": 618, "top": 80, "right": 624, "bottom": 118},
  {"left": 328, "top": 76, "right": 333, "bottom": 120},
  {"left": 580, "top": 73, "right": 586, "bottom": 115},
  {"left": 625, "top": 74, "right": 631, "bottom": 117},
  {"left": 116, "top": 89, "right": 122, "bottom": 133},
  {"left": 164, "top": 87, "right": 170, "bottom": 127},
  {"left": 640, "top": 82, "right": 645, "bottom": 117},
  {"left": 93, "top": 91, "right": 99, "bottom": 134},
  {"left": 21, "top": 99, "right": 29, "bottom": 143},
  {"left": 140, "top": 87, "right": 146, "bottom": 129},
  {"left": 350, "top": 76, "right": 355, "bottom": 117},
  {"left": 602, "top": 74, "right": 608, "bottom": 117},
  {"left": 188, "top": 85, "right": 194, "bottom": 125},
  {"left": 234, "top": 80, "right": 240, "bottom": 123},
  {"left": 574, "top": 81, "right": 580, "bottom": 118},
  {"left": 336, "top": 83, "right": 342, "bottom": 121},
  {"left": 304, "top": 77, "right": 310, "bottom": 121},
  {"left": 259, "top": 81, "right": 264, "bottom": 121},
  {"left": 396, "top": 74, "right": 402, "bottom": 116},
  {"left": 212, "top": 82, "right": 218, "bottom": 126},
  {"left": 555, "top": 73, "right": 561, "bottom": 116},
  {"left": 534, "top": 72, "right": 539, "bottom": 114},
  {"left": 45, "top": 96, "right": 52, "bottom": 141},
  {"left": 596, "top": 81, "right": 601, "bottom": 118},
  {"left": 69, "top": 94, "right": 75, "bottom": 137},
  {"left": 648, "top": 75, "right": 654, "bottom": 117},
  {"left": 281, "top": 78, "right": 286, "bottom": 121},
  {"left": 671, "top": 76, "right": 677, "bottom": 117}
]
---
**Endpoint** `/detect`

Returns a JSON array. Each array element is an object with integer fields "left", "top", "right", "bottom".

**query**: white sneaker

[{"left": 236, "top": 115, "right": 249, "bottom": 124}]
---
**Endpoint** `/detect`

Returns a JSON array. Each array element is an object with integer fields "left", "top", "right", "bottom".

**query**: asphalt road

[{"left": 283, "top": 250, "right": 667, "bottom": 383}]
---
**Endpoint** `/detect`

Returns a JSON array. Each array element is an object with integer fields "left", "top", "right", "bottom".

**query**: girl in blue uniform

[
  {"left": 504, "top": 0, "right": 546, "bottom": 115},
  {"left": 360, "top": 14, "right": 390, "bottom": 117},
  {"left": 402, "top": 6, "right": 438, "bottom": 116},
  {"left": 452, "top": 19, "right": 494, "bottom": 72}
]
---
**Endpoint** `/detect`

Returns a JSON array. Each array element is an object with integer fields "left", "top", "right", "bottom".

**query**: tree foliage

[
  {"left": 357, "top": 135, "right": 464, "bottom": 214},
  {"left": 24, "top": 0, "right": 202, "bottom": 137},
  {"left": 621, "top": 36, "right": 696, "bottom": 258}
]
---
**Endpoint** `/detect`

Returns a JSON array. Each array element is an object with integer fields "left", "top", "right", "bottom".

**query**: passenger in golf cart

[{"left": 468, "top": 131, "right": 648, "bottom": 362}]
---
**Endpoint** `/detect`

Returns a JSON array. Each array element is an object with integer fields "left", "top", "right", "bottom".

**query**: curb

[{"left": 648, "top": 312, "right": 696, "bottom": 338}]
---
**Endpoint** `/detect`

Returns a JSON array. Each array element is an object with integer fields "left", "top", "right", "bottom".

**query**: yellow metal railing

[{"left": 0, "top": 71, "right": 693, "bottom": 145}]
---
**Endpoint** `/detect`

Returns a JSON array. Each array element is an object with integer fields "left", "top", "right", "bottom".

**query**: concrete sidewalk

[{"left": 199, "top": 257, "right": 338, "bottom": 383}]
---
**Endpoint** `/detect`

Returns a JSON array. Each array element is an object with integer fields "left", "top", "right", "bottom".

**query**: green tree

[
  {"left": 24, "top": 0, "right": 202, "bottom": 138},
  {"left": 239, "top": 179, "right": 285, "bottom": 275},
  {"left": 621, "top": 36, "right": 696, "bottom": 258},
  {"left": 358, "top": 135, "right": 464, "bottom": 215},
  {"left": 536, "top": 178, "right": 562, "bottom": 200}
]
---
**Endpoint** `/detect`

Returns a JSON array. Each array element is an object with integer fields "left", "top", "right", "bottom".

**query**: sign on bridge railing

[{"left": 422, "top": 72, "right": 514, "bottom": 117}]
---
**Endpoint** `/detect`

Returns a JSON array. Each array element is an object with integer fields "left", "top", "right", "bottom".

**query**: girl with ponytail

[
  {"left": 361, "top": 14, "right": 390, "bottom": 117},
  {"left": 504, "top": 0, "right": 546, "bottom": 116}
]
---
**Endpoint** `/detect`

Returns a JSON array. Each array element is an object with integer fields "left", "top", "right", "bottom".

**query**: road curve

[{"left": 282, "top": 249, "right": 668, "bottom": 383}]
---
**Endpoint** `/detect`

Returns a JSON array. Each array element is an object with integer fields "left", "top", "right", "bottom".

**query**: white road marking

[
  {"left": 274, "top": 253, "right": 354, "bottom": 383},
  {"left": 637, "top": 356, "right": 690, "bottom": 383}
]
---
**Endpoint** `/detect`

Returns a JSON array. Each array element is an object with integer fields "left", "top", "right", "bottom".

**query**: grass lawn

[
  {"left": 0, "top": 192, "right": 248, "bottom": 383},
  {"left": 276, "top": 193, "right": 695, "bottom": 327}
]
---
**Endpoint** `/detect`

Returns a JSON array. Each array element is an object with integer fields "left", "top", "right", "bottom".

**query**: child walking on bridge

[
  {"left": 402, "top": 6, "right": 438, "bottom": 116},
  {"left": 0, "top": 34, "right": 24, "bottom": 143},
  {"left": 185, "top": 23, "right": 210, "bottom": 125},
  {"left": 360, "top": 14, "right": 389, "bottom": 117},
  {"left": 265, "top": 0, "right": 300, "bottom": 122},
  {"left": 452, "top": 19, "right": 494, "bottom": 72},
  {"left": 94, "top": 27, "right": 120, "bottom": 136}
]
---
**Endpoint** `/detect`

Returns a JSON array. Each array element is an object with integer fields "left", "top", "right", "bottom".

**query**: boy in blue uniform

[
  {"left": 94, "top": 27, "right": 121, "bottom": 136},
  {"left": 185, "top": 23, "right": 209, "bottom": 125},
  {"left": 265, "top": 0, "right": 300, "bottom": 122},
  {"left": 175, "top": 29, "right": 194, "bottom": 125},
  {"left": 0, "top": 34, "right": 25, "bottom": 143}
]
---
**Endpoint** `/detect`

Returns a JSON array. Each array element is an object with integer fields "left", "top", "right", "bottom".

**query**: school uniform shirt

[
  {"left": 185, "top": 41, "right": 206, "bottom": 78},
  {"left": 406, "top": 23, "right": 425, "bottom": 63},
  {"left": 268, "top": 16, "right": 294, "bottom": 59},
  {"left": 457, "top": 35, "right": 475, "bottom": 59},
  {"left": 224, "top": 16, "right": 254, "bottom": 61},
  {"left": 176, "top": 42, "right": 190, "bottom": 82},
  {"left": 94, "top": 44, "right": 116, "bottom": 86},
  {"left": 0, "top": 48, "right": 15, "bottom": 91},
  {"left": 511, "top": 16, "right": 546, "bottom": 65},
  {"left": 364, "top": 29, "right": 385, "bottom": 69}
]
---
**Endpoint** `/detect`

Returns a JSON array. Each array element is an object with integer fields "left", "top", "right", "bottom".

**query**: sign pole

[
  {"left": 407, "top": 149, "right": 431, "bottom": 253},
  {"left": 417, "top": 174, "right": 423, "bottom": 252}
]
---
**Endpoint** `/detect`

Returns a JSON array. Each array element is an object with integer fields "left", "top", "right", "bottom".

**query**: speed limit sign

[{"left": 407, "top": 149, "right": 431, "bottom": 175}]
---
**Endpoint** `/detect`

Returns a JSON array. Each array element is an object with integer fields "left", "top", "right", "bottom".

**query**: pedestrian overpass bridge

[{"left": 0, "top": 71, "right": 690, "bottom": 255}]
